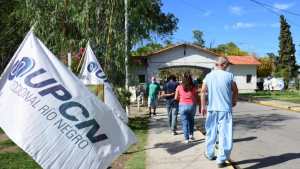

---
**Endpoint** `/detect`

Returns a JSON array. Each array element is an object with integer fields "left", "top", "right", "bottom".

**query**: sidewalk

[
  {"left": 145, "top": 107, "right": 234, "bottom": 169},
  {"left": 240, "top": 97, "right": 300, "bottom": 112}
]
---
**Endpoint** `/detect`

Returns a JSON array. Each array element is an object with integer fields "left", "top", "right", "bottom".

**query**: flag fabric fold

[
  {"left": 0, "top": 31, "right": 136, "bottom": 169},
  {"left": 79, "top": 43, "right": 128, "bottom": 123}
]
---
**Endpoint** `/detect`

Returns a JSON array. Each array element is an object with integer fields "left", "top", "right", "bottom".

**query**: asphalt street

[{"left": 231, "top": 101, "right": 300, "bottom": 169}]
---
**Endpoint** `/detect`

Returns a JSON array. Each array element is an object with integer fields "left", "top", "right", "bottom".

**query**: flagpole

[
  {"left": 76, "top": 41, "right": 88, "bottom": 73},
  {"left": 30, "top": 22, "right": 37, "bottom": 32}
]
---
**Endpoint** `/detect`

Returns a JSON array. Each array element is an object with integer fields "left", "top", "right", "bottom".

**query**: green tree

[
  {"left": 257, "top": 57, "right": 273, "bottom": 77},
  {"left": 210, "top": 42, "right": 248, "bottom": 56},
  {"left": 266, "top": 52, "right": 279, "bottom": 73},
  {"left": 0, "top": 0, "right": 29, "bottom": 72},
  {"left": 278, "top": 15, "right": 297, "bottom": 87},
  {"left": 192, "top": 30, "right": 205, "bottom": 48},
  {"left": 132, "top": 43, "right": 163, "bottom": 56},
  {"left": 0, "top": 0, "right": 178, "bottom": 87}
]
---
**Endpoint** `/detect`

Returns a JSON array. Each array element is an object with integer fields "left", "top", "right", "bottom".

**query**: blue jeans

[
  {"left": 166, "top": 99, "right": 178, "bottom": 131},
  {"left": 179, "top": 104, "right": 196, "bottom": 140},
  {"left": 205, "top": 111, "right": 233, "bottom": 164}
]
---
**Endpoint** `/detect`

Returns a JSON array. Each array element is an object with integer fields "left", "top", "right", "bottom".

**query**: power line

[
  {"left": 248, "top": 0, "right": 300, "bottom": 29},
  {"left": 249, "top": 0, "right": 300, "bottom": 17},
  {"left": 248, "top": 0, "right": 280, "bottom": 16},
  {"left": 181, "top": 0, "right": 210, "bottom": 16}
]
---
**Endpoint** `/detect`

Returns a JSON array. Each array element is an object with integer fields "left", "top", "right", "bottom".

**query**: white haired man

[{"left": 200, "top": 56, "right": 238, "bottom": 168}]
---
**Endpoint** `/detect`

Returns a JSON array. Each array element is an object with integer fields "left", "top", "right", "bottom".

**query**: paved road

[
  {"left": 146, "top": 107, "right": 233, "bottom": 169},
  {"left": 231, "top": 101, "right": 300, "bottom": 169}
]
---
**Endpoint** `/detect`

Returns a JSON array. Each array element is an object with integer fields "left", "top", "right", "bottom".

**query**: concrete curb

[
  {"left": 239, "top": 97, "right": 300, "bottom": 113},
  {"left": 254, "top": 100, "right": 300, "bottom": 112}
]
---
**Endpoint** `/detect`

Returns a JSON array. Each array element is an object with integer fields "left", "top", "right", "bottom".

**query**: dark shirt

[{"left": 163, "top": 80, "right": 178, "bottom": 100}]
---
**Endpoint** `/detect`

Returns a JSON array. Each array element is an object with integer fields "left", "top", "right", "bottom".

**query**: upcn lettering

[{"left": 23, "top": 68, "right": 108, "bottom": 143}]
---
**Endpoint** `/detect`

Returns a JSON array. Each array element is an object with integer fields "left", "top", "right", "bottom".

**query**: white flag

[
  {"left": 79, "top": 43, "right": 128, "bottom": 123},
  {"left": 0, "top": 31, "right": 136, "bottom": 169}
]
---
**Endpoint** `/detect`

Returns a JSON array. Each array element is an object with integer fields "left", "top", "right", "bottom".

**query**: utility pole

[
  {"left": 125, "top": 0, "right": 129, "bottom": 90},
  {"left": 124, "top": 0, "right": 130, "bottom": 116}
]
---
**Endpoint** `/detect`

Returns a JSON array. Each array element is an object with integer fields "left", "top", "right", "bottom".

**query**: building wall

[
  {"left": 131, "top": 46, "right": 258, "bottom": 93},
  {"left": 146, "top": 46, "right": 217, "bottom": 81},
  {"left": 228, "top": 65, "right": 257, "bottom": 93}
]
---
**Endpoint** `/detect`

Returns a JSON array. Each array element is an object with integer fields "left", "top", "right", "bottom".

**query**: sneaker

[
  {"left": 203, "top": 153, "right": 216, "bottom": 161},
  {"left": 217, "top": 162, "right": 227, "bottom": 168},
  {"left": 189, "top": 135, "right": 195, "bottom": 140},
  {"left": 184, "top": 140, "right": 190, "bottom": 144},
  {"left": 172, "top": 131, "right": 177, "bottom": 135}
]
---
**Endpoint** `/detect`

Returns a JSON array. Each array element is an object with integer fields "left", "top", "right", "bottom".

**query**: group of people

[{"left": 144, "top": 56, "right": 238, "bottom": 168}]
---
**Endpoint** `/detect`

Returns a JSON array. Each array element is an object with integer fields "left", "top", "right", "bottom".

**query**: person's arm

[
  {"left": 200, "top": 83, "right": 208, "bottom": 116},
  {"left": 161, "top": 91, "right": 175, "bottom": 97},
  {"left": 156, "top": 84, "right": 161, "bottom": 98},
  {"left": 174, "top": 86, "right": 180, "bottom": 101},
  {"left": 232, "top": 81, "right": 238, "bottom": 107}
]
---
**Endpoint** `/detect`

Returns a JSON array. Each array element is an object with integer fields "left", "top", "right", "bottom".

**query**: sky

[{"left": 160, "top": 0, "right": 300, "bottom": 62}]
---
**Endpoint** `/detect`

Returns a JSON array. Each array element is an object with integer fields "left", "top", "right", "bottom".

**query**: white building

[{"left": 132, "top": 44, "right": 261, "bottom": 93}]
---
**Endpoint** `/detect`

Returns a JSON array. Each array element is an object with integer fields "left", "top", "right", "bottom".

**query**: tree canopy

[
  {"left": 278, "top": 15, "right": 297, "bottom": 80},
  {"left": 257, "top": 57, "right": 274, "bottom": 78},
  {"left": 192, "top": 30, "right": 205, "bottom": 48},
  {"left": 210, "top": 42, "right": 248, "bottom": 56},
  {"left": 0, "top": 0, "right": 178, "bottom": 86},
  {"left": 132, "top": 42, "right": 164, "bottom": 56}
]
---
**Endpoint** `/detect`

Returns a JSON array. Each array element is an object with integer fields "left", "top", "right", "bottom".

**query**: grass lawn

[
  {"left": 0, "top": 135, "right": 41, "bottom": 169},
  {"left": 0, "top": 116, "right": 149, "bottom": 169},
  {"left": 0, "top": 150, "right": 41, "bottom": 169},
  {"left": 112, "top": 116, "right": 149, "bottom": 169},
  {"left": 0, "top": 139, "right": 16, "bottom": 147},
  {"left": 124, "top": 116, "right": 148, "bottom": 169},
  {"left": 240, "top": 90, "right": 300, "bottom": 104}
]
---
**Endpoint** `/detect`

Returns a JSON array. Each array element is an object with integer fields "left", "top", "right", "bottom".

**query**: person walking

[
  {"left": 161, "top": 75, "right": 179, "bottom": 135},
  {"left": 200, "top": 56, "right": 238, "bottom": 168},
  {"left": 147, "top": 76, "right": 160, "bottom": 117},
  {"left": 175, "top": 72, "right": 197, "bottom": 143}
]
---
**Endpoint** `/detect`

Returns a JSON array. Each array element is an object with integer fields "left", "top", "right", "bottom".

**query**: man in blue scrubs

[{"left": 200, "top": 56, "right": 238, "bottom": 168}]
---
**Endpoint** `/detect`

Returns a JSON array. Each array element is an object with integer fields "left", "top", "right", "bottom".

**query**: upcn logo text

[
  {"left": 9, "top": 57, "right": 35, "bottom": 80},
  {"left": 87, "top": 62, "right": 108, "bottom": 82},
  {"left": 9, "top": 57, "right": 108, "bottom": 144}
]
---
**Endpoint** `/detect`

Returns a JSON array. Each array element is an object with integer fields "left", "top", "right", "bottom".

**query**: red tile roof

[{"left": 227, "top": 56, "right": 261, "bottom": 65}]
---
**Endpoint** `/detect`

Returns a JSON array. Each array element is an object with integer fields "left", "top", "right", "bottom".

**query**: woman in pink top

[{"left": 175, "top": 72, "right": 197, "bottom": 143}]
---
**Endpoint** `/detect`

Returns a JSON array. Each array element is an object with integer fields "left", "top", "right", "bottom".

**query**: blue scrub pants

[{"left": 205, "top": 111, "right": 233, "bottom": 164}]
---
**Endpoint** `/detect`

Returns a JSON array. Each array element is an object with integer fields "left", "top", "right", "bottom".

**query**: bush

[{"left": 116, "top": 88, "right": 132, "bottom": 107}]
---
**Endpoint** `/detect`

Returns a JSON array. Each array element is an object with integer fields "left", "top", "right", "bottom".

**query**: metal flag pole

[{"left": 76, "top": 41, "right": 88, "bottom": 73}]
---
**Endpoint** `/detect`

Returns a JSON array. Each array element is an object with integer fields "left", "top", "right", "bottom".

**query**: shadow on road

[
  {"left": 154, "top": 139, "right": 204, "bottom": 155},
  {"left": 125, "top": 139, "right": 204, "bottom": 155},
  {"left": 234, "top": 113, "right": 294, "bottom": 130},
  {"left": 233, "top": 136, "right": 257, "bottom": 143},
  {"left": 234, "top": 153, "right": 300, "bottom": 169}
]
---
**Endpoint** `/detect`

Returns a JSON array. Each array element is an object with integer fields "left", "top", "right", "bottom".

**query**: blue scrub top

[{"left": 203, "top": 69, "right": 234, "bottom": 112}]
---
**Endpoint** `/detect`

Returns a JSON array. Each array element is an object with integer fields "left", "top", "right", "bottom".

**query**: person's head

[
  {"left": 216, "top": 56, "right": 230, "bottom": 70},
  {"left": 167, "top": 75, "right": 176, "bottom": 82},
  {"left": 151, "top": 76, "right": 156, "bottom": 83},
  {"left": 182, "top": 72, "right": 193, "bottom": 92}
]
